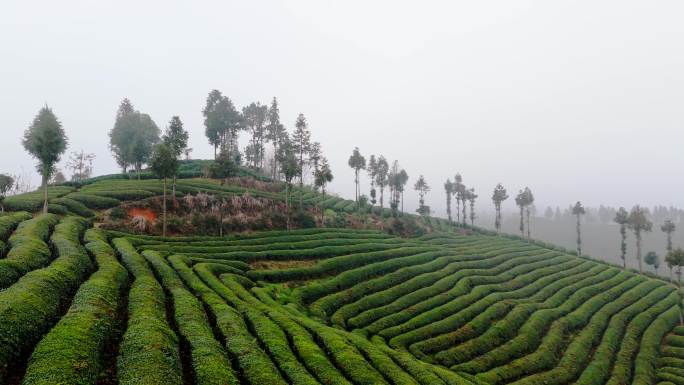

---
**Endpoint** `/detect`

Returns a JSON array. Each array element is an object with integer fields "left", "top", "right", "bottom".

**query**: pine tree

[
  {"left": 150, "top": 143, "right": 178, "bottom": 236},
  {"left": 614, "top": 207, "right": 629, "bottom": 269},
  {"left": 628, "top": 205, "right": 653, "bottom": 273},
  {"left": 265, "top": 97, "right": 286, "bottom": 179},
  {"left": 573, "top": 201, "right": 586, "bottom": 256},
  {"left": 348, "top": 147, "right": 366, "bottom": 207},
  {"left": 492, "top": 183, "right": 509, "bottom": 233},
  {"left": 162, "top": 116, "right": 189, "bottom": 198},
  {"left": 23, "top": 106, "right": 68, "bottom": 213},
  {"left": 292, "top": 114, "right": 311, "bottom": 210}
]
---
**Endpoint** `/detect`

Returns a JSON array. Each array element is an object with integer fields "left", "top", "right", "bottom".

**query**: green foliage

[
  {"left": 209, "top": 150, "right": 239, "bottom": 179},
  {"left": 163, "top": 116, "right": 189, "bottom": 158},
  {"left": 112, "top": 238, "right": 183, "bottom": 385},
  {"left": 0, "top": 217, "right": 91, "bottom": 381},
  {"left": 22, "top": 106, "right": 68, "bottom": 182},
  {"left": 142, "top": 250, "right": 238, "bottom": 385},
  {"left": 22, "top": 228, "right": 128, "bottom": 385},
  {"left": 150, "top": 143, "right": 179, "bottom": 180},
  {"left": 0, "top": 213, "right": 60, "bottom": 288},
  {"left": 109, "top": 99, "right": 160, "bottom": 174},
  {"left": 3, "top": 185, "right": 74, "bottom": 212}
]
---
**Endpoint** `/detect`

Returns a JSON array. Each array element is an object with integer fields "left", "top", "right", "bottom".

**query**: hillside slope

[{"left": 0, "top": 172, "right": 682, "bottom": 384}]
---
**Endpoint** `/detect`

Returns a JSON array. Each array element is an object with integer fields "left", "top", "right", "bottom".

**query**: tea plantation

[{"left": 0, "top": 177, "right": 682, "bottom": 384}]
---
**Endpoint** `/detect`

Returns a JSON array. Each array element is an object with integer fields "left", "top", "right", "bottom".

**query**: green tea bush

[
  {"left": 112, "top": 238, "right": 182, "bottom": 385},
  {"left": 0, "top": 217, "right": 91, "bottom": 381},
  {"left": 0, "top": 213, "right": 59, "bottom": 288},
  {"left": 21, "top": 228, "right": 128, "bottom": 385},
  {"left": 142, "top": 250, "right": 238, "bottom": 385}
]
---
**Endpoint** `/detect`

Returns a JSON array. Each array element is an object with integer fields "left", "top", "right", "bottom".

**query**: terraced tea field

[{"left": 0, "top": 204, "right": 682, "bottom": 384}]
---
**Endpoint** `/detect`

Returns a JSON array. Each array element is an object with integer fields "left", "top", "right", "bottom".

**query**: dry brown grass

[{"left": 250, "top": 259, "right": 318, "bottom": 270}]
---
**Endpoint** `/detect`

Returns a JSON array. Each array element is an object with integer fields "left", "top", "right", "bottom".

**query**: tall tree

[
  {"left": 397, "top": 169, "right": 409, "bottom": 212},
  {"left": 523, "top": 187, "right": 534, "bottom": 239},
  {"left": 662, "top": 219, "right": 676, "bottom": 254},
  {"left": 278, "top": 136, "right": 301, "bottom": 230},
  {"left": 314, "top": 157, "right": 333, "bottom": 223},
  {"left": 444, "top": 179, "right": 453, "bottom": 223},
  {"left": 467, "top": 188, "right": 478, "bottom": 226},
  {"left": 614, "top": 207, "right": 629, "bottom": 269},
  {"left": 667, "top": 248, "right": 684, "bottom": 324},
  {"left": 374, "top": 156, "right": 389, "bottom": 210},
  {"left": 129, "top": 114, "right": 160, "bottom": 179},
  {"left": 573, "top": 201, "right": 586, "bottom": 256},
  {"left": 453, "top": 174, "right": 463, "bottom": 224},
  {"left": 150, "top": 143, "right": 178, "bottom": 237},
  {"left": 110, "top": 99, "right": 135, "bottom": 172},
  {"left": 348, "top": 147, "right": 366, "bottom": 207},
  {"left": 66, "top": 150, "right": 95, "bottom": 182},
  {"left": 515, "top": 190, "right": 525, "bottom": 238},
  {"left": 414, "top": 175, "right": 430, "bottom": 216},
  {"left": 265, "top": 97, "right": 286, "bottom": 179},
  {"left": 202, "top": 90, "right": 240, "bottom": 158},
  {"left": 162, "top": 116, "right": 188, "bottom": 198},
  {"left": 367, "top": 155, "right": 378, "bottom": 205},
  {"left": 388, "top": 160, "right": 402, "bottom": 214},
  {"left": 628, "top": 205, "right": 653, "bottom": 273},
  {"left": 0, "top": 174, "right": 14, "bottom": 213},
  {"left": 109, "top": 100, "right": 160, "bottom": 179},
  {"left": 292, "top": 114, "right": 311, "bottom": 209},
  {"left": 23, "top": 106, "right": 68, "bottom": 213},
  {"left": 492, "top": 183, "right": 509, "bottom": 233},
  {"left": 242, "top": 102, "right": 268, "bottom": 170}
]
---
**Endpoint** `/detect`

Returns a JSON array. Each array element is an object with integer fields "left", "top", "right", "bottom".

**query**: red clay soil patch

[
  {"left": 250, "top": 260, "right": 318, "bottom": 270},
  {"left": 127, "top": 207, "right": 157, "bottom": 222}
]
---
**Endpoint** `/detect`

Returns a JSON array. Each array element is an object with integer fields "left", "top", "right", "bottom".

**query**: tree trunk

[
  {"left": 576, "top": 214, "right": 582, "bottom": 256},
  {"left": 286, "top": 184, "right": 290, "bottom": 231},
  {"left": 456, "top": 199, "right": 460, "bottom": 224},
  {"left": 162, "top": 177, "right": 167, "bottom": 237},
  {"left": 519, "top": 206, "right": 524, "bottom": 238},
  {"left": 677, "top": 272, "right": 684, "bottom": 325},
  {"left": 172, "top": 176, "right": 177, "bottom": 203},
  {"left": 526, "top": 207, "right": 531, "bottom": 240},
  {"left": 636, "top": 231, "right": 642, "bottom": 273},
  {"left": 42, "top": 173, "right": 48, "bottom": 214},
  {"left": 321, "top": 189, "right": 326, "bottom": 224},
  {"left": 380, "top": 186, "right": 384, "bottom": 209},
  {"left": 462, "top": 200, "right": 466, "bottom": 227},
  {"left": 299, "top": 149, "right": 304, "bottom": 210},
  {"left": 495, "top": 205, "right": 501, "bottom": 234},
  {"left": 620, "top": 225, "right": 626, "bottom": 269}
]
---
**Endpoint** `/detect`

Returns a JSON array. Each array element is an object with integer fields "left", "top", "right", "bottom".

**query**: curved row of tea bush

[
  {"left": 383, "top": 254, "right": 578, "bottom": 347},
  {"left": 21, "top": 229, "right": 128, "bottom": 385},
  {"left": 0, "top": 217, "right": 92, "bottom": 381},
  {"left": 3, "top": 186, "right": 74, "bottom": 211},
  {"left": 432, "top": 264, "right": 613, "bottom": 366},
  {"left": 0, "top": 214, "right": 59, "bottom": 288},
  {"left": 358, "top": 250, "right": 563, "bottom": 335},
  {"left": 252, "top": 246, "right": 437, "bottom": 285},
  {"left": 112, "top": 238, "right": 183, "bottom": 385},
  {"left": 142, "top": 250, "right": 239, "bottom": 385},
  {"left": 311, "top": 239, "right": 532, "bottom": 321},
  {"left": 408, "top": 258, "right": 596, "bottom": 357}
]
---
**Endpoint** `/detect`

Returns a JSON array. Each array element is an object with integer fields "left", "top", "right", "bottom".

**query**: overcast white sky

[{"left": 1, "top": 0, "right": 683, "bottom": 216}]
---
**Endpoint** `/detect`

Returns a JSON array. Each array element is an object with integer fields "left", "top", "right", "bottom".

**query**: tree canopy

[{"left": 109, "top": 99, "right": 160, "bottom": 176}]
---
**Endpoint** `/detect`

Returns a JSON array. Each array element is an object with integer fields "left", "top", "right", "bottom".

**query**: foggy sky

[{"left": 2, "top": 0, "right": 683, "bottom": 218}]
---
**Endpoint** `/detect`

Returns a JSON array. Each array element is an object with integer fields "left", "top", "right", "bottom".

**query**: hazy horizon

[{"left": 2, "top": 0, "right": 683, "bottom": 218}]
